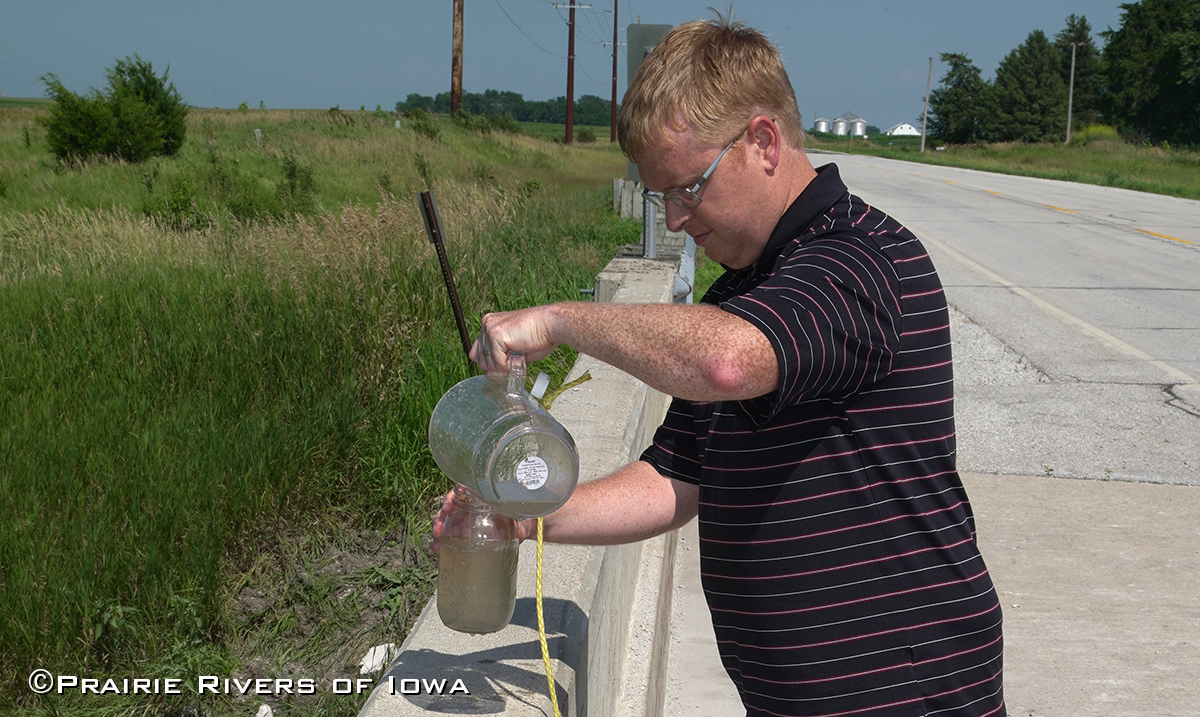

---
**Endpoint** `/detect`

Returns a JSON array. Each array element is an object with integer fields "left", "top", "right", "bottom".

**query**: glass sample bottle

[{"left": 437, "top": 484, "right": 519, "bottom": 634}]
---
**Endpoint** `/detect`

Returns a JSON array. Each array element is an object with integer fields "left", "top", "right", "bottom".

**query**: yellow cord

[{"left": 535, "top": 517, "right": 562, "bottom": 717}]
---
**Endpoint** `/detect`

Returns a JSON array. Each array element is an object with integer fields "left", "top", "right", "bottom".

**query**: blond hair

[{"left": 618, "top": 13, "right": 805, "bottom": 163}]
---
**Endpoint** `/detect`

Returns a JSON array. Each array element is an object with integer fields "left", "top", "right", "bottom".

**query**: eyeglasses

[{"left": 642, "top": 124, "right": 749, "bottom": 210}]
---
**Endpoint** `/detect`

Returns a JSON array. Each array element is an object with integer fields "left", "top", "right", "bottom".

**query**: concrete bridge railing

[{"left": 358, "top": 255, "right": 680, "bottom": 717}]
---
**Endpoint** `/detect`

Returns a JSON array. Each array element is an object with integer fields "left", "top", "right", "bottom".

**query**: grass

[
  {"left": 0, "top": 97, "right": 54, "bottom": 109},
  {"left": 806, "top": 129, "right": 1200, "bottom": 201},
  {"left": 517, "top": 121, "right": 613, "bottom": 144},
  {"left": 0, "top": 106, "right": 637, "bottom": 716}
]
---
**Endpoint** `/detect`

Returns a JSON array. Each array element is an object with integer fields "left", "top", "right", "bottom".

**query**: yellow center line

[
  {"left": 1136, "top": 228, "right": 1193, "bottom": 245},
  {"left": 1044, "top": 205, "right": 1077, "bottom": 214},
  {"left": 984, "top": 190, "right": 1003, "bottom": 196},
  {"left": 912, "top": 224, "right": 1199, "bottom": 388},
  {"left": 943, "top": 180, "right": 956, "bottom": 184}
]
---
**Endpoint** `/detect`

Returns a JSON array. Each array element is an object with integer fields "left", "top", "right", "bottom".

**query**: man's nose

[{"left": 664, "top": 202, "right": 692, "bottom": 233}]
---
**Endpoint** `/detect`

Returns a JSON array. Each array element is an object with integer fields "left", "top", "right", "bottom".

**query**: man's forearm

[
  {"left": 533, "top": 460, "right": 699, "bottom": 545},
  {"left": 544, "top": 301, "right": 778, "bottom": 402}
]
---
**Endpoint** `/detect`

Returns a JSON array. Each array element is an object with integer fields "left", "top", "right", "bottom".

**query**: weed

[
  {"left": 413, "top": 152, "right": 433, "bottom": 187},
  {"left": 410, "top": 115, "right": 441, "bottom": 141},
  {"left": 142, "top": 174, "right": 213, "bottom": 230},
  {"left": 91, "top": 602, "right": 140, "bottom": 658},
  {"left": 141, "top": 165, "right": 158, "bottom": 193},
  {"left": 471, "top": 162, "right": 496, "bottom": 185},
  {"left": 328, "top": 105, "right": 355, "bottom": 127},
  {"left": 279, "top": 151, "right": 317, "bottom": 214}
]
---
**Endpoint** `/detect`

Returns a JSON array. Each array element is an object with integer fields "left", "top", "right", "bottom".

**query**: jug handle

[{"left": 507, "top": 351, "right": 526, "bottom": 398}]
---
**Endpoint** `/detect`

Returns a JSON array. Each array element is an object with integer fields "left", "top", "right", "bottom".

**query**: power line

[
  {"left": 494, "top": 0, "right": 565, "bottom": 58},
  {"left": 580, "top": 7, "right": 610, "bottom": 45}
]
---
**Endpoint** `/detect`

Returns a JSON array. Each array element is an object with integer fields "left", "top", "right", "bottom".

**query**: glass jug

[
  {"left": 437, "top": 484, "right": 519, "bottom": 634},
  {"left": 428, "top": 352, "right": 579, "bottom": 519}
]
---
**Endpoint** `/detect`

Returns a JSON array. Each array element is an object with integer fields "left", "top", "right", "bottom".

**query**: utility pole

[
  {"left": 1065, "top": 42, "right": 1077, "bottom": 146},
  {"left": 554, "top": 3, "right": 591, "bottom": 144},
  {"left": 920, "top": 56, "right": 932, "bottom": 153},
  {"left": 567, "top": 2, "right": 575, "bottom": 144},
  {"left": 451, "top": 0, "right": 463, "bottom": 113},
  {"left": 609, "top": 0, "right": 619, "bottom": 142},
  {"left": 602, "top": 5, "right": 625, "bottom": 142}
]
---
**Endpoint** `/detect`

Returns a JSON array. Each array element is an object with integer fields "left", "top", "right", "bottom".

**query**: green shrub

[
  {"left": 278, "top": 152, "right": 317, "bottom": 214},
  {"left": 406, "top": 109, "right": 441, "bottom": 141},
  {"left": 39, "top": 77, "right": 113, "bottom": 161},
  {"left": 483, "top": 113, "right": 522, "bottom": 135},
  {"left": 1071, "top": 124, "right": 1121, "bottom": 146},
  {"left": 106, "top": 55, "right": 188, "bottom": 157},
  {"left": 142, "top": 175, "right": 213, "bottom": 230},
  {"left": 575, "top": 127, "right": 597, "bottom": 143},
  {"left": 139, "top": 150, "right": 318, "bottom": 224},
  {"left": 39, "top": 55, "right": 187, "bottom": 164},
  {"left": 449, "top": 109, "right": 522, "bottom": 136}
]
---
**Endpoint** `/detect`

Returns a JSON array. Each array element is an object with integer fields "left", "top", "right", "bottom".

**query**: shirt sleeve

[
  {"left": 639, "top": 396, "right": 704, "bottom": 485},
  {"left": 720, "top": 235, "right": 902, "bottom": 427}
]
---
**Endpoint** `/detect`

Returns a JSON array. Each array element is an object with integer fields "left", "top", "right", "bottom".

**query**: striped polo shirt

[{"left": 641, "top": 164, "right": 1005, "bottom": 717}]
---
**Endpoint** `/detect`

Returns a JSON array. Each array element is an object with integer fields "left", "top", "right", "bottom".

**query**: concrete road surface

[{"left": 825, "top": 154, "right": 1200, "bottom": 486}]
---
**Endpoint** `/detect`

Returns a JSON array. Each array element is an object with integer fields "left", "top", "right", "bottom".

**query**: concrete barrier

[{"left": 358, "top": 256, "right": 680, "bottom": 717}]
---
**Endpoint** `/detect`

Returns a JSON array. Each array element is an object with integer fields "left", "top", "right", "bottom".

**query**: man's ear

[{"left": 748, "top": 115, "right": 781, "bottom": 170}]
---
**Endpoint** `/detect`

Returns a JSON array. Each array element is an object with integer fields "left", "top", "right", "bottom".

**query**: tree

[
  {"left": 574, "top": 95, "right": 611, "bottom": 126},
  {"left": 395, "top": 89, "right": 617, "bottom": 126},
  {"left": 927, "top": 52, "right": 990, "bottom": 144},
  {"left": 987, "top": 30, "right": 1068, "bottom": 142},
  {"left": 1055, "top": 14, "right": 1102, "bottom": 130},
  {"left": 39, "top": 76, "right": 113, "bottom": 161},
  {"left": 396, "top": 93, "right": 436, "bottom": 114},
  {"left": 1102, "top": 0, "right": 1200, "bottom": 145},
  {"left": 106, "top": 56, "right": 187, "bottom": 157},
  {"left": 40, "top": 55, "right": 187, "bottom": 163}
]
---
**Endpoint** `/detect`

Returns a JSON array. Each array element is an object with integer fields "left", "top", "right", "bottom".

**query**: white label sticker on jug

[{"left": 515, "top": 456, "right": 549, "bottom": 490}]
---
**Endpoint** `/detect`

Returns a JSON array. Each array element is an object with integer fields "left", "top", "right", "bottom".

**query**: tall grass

[{"left": 0, "top": 108, "right": 637, "bottom": 713}]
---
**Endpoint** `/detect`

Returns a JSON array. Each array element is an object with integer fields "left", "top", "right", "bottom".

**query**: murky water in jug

[
  {"left": 437, "top": 537, "right": 518, "bottom": 634},
  {"left": 436, "top": 485, "right": 519, "bottom": 634}
]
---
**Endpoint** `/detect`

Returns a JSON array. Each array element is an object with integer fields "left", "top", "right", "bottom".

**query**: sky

[{"left": 5, "top": 1, "right": 1128, "bottom": 132}]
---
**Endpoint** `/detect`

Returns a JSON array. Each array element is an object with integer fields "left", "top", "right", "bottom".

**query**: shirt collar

[{"left": 749, "top": 162, "right": 848, "bottom": 275}]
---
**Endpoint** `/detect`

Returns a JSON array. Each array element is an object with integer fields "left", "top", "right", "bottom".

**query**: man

[{"left": 436, "top": 14, "right": 1005, "bottom": 717}]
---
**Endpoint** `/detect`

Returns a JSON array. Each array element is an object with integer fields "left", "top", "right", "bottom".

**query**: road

[{"left": 816, "top": 153, "right": 1200, "bottom": 487}]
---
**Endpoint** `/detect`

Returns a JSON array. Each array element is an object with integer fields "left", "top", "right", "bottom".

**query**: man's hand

[
  {"left": 430, "top": 488, "right": 536, "bottom": 555},
  {"left": 469, "top": 305, "right": 560, "bottom": 373}
]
